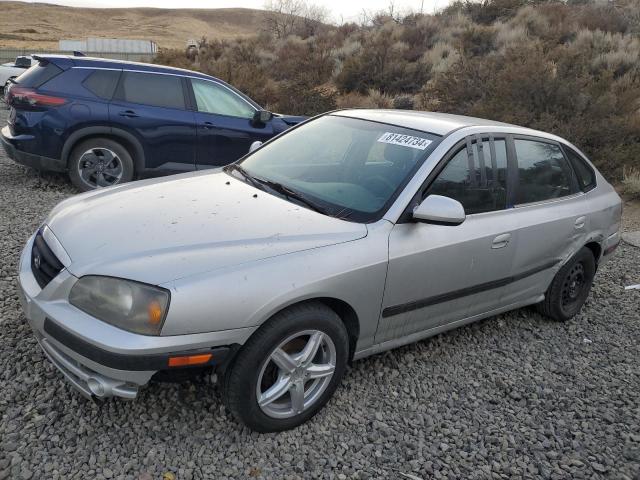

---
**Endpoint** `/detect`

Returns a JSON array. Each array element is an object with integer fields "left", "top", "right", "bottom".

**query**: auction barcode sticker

[{"left": 377, "top": 132, "right": 432, "bottom": 150}]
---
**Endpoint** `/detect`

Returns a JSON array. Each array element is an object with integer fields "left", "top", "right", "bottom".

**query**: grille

[{"left": 31, "top": 230, "right": 64, "bottom": 288}]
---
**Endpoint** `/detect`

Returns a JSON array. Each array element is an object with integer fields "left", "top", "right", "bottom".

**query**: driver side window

[
  {"left": 427, "top": 137, "right": 508, "bottom": 215},
  {"left": 191, "top": 78, "right": 255, "bottom": 119}
]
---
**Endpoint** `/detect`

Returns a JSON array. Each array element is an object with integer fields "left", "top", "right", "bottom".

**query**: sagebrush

[{"left": 155, "top": 0, "right": 640, "bottom": 180}]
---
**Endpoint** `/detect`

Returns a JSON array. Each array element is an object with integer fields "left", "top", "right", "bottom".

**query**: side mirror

[
  {"left": 413, "top": 195, "right": 466, "bottom": 225},
  {"left": 252, "top": 110, "right": 273, "bottom": 126},
  {"left": 249, "top": 140, "right": 263, "bottom": 153}
]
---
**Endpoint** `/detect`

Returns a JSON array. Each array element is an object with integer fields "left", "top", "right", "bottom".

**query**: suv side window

[
  {"left": 191, "top": 78, "right": 255, "bottom": 118},
  {"left": 514, "top": 139, "right": 578, "bottom": 204},
  {"left": 118, "top": 72, "right": 185, "bottom": 110},
  {"left": 82, "top": 70, "right": 120, "bottom": 100},
  {"left": 562, "top": 145, "right": 596, "bottom": 192},
  {"left": 427, "top": 136, "right": 508, "bottom": 215}
]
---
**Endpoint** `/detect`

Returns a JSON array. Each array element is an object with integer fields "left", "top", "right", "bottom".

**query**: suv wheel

[
  {"left": 223, "top": 302, "right": 349, "bottom": 432},
  {"left": 537, "top": 247, "right": 596, "bottom": 321},
  {"left": 69, "top": 138, "right": 134, "bottom": 191}
]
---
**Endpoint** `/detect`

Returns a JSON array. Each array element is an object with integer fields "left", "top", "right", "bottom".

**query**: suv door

[
  {"left": 109, "top": 71, "right": 196, "bottom": 173},
  {"left": 188, "top": 78, "right": 274, "bottom": 168},
  {"left": 500, "top": 136, "right": 587, "bottom": 306},
  {"left": 376, "top": 135, "right": 518, "bottom": 344}
]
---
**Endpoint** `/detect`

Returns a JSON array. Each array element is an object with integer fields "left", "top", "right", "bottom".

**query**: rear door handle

[
  {"left": 118, "top": 110, "right": 139, "bottom": 118},
  {"left": 202, "top": 121, "right": 216, "bottom": 129},
  {"left": 492, "top": 233, "right": 512, "bottom": 249},
  {"left": 574, "top": 216, "right": 586, "bottom": 229}
]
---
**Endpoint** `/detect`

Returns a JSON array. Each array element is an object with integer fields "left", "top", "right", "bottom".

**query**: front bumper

[
  {"left": 1, "top": 125, "right": 66, "bottom": 172},
  {"left": 18, "top": 232, "right": 255, "bottom": 399}
]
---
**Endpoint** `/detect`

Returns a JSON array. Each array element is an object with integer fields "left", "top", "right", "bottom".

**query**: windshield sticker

[{"left": 377, "top": 132, "right": 433, "bottom": 150}]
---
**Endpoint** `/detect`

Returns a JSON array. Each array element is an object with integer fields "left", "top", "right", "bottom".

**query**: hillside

[{"left": 0, "top": 1, "right": 269, "bottom": 49}]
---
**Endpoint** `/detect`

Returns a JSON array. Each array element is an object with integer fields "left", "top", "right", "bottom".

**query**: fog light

[{"left": 87, "top": 377, "right": 105, "bottom": 396}]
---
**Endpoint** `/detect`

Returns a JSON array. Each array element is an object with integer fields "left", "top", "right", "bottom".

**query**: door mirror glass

[
  {"left": 253, "top": 110, "right": 273, "bottom": 125},
  {"left": 249, "top": 140, "right": 263, "bottom": 153},
  {"left": 413, "top": 195, "right": 466, "bottom": 225}
]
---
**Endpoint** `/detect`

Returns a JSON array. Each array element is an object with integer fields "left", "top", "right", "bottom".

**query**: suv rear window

[
  {"left": 117, "top": 72, "right": 185, "bottom": 110},
  {"left": 82, "top": 70, "right": 120, "bottom": 100},
  {"left": 563, "top": 146, "right": 596, "bottom": 192},
  {"left": 15, "top": 60, "right": 62, "bottom": 88}
]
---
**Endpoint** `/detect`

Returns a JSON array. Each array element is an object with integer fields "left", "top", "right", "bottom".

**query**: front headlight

[{"left": 69, "top": 276, "right": 170, "bottom": 335}]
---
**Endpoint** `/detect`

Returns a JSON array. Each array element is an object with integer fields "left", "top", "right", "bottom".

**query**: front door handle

[
  {"left": 202, "top": 121, "right": 216, "bottom": 129},
  {"left": 574, "top": 216, "right": 586, "bottom": 229},
  {"left": 118, "top": 110, "right": 139, "bottom": 118},
  {"left": 492, "top": 233, "right": 512, "bottom": 249}
]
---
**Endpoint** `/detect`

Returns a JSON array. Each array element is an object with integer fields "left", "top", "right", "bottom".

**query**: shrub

[{"left": 622, "top": 165, "right": 640, "bottom": 199}]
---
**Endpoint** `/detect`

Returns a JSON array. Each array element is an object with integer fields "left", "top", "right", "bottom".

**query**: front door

[
  {"left": 189, "top": 78, "right": 274, "bottom": 168},
  {"left": 376, "top": 135, "right": 518, "bottom": 343}
]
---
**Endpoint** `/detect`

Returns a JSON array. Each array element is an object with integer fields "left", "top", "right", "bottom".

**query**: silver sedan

[{"left": 18, "top": 110, "right": 622, "bottom": 432}]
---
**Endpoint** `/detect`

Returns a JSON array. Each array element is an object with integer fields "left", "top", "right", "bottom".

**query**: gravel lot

[{"left": 0, "top": 106, "right": 639, "bottom": 480}]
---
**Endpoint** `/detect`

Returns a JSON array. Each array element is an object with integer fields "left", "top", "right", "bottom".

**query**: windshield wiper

[
  {"left": 252, "top": 178, "right": 327, "bottom": 215},
  {"left": 225, "top": 163, "right": 263, "bottom": 191}
]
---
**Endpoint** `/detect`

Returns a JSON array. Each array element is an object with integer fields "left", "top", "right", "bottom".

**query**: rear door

[
  {"left": 109, "top": 71, "right": 196, "bottom": 173},
  {"left": 500, "top": 136, "right": 587, "bottom": 306},
  {"left": 187, "top": 78, "right": 274, "bottom": 169},
  {"left": 376, "top": 134, "right": 518, "bottom": 343}
]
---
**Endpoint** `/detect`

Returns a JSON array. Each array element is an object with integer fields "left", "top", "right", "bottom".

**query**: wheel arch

[
  {"left": 584, "top": 241, "right": 602, "bottom": 265},
  {"left": 62, "top": 127, "right": 146, "bottom": 173}
]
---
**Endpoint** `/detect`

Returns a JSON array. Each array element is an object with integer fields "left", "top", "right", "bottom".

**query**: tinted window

[
  {"left": 563, "top": 146, "right": 596, "bottom": 191},
  {"left": 15, "top": 61, "right": 62, "bottom": 88},
  {"left": 191, "top": 79, "right": 255, "bottom": 118},
  {"left": 119, "top": 72, "right": 185, "bottom": 109},
  {"left": 82, "top": 70, "right": 120, "bottom": 99},
  {"left": 427, "top": 137, "right": 508, "bottom": 215},
  {"left": 515, "top": 139, "right": 577, "bottom": 204}
]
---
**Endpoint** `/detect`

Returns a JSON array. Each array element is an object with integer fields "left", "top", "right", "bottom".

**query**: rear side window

[
  {"left": 118, "top": 72, "right": 185, "bottom": 109},
  {"left": 514, "top": 139, "right": 578, "bottom": 204},
  {"left": 82, "top": 70, "right": 120, "bottom": 100},
  {"left": 427, "top": 136, "right": 508, "bottom": 215},
  {"left": 563, "top": 146, "right": 596, "bottom": 191},
  {"left": 15, "top": 61, "right": 62, "bottom": 88}
]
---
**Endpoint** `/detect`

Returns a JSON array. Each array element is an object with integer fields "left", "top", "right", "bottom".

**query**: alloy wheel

[
  {"left": 77, "top": 148, "right": 124, "bottom": 188},
  {"left": 256, "top": 330, "right": 337, "bottom": 419}
]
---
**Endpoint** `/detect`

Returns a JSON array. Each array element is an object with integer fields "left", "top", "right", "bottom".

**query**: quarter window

[
  {"left": 563, "top": 146, "right": 596, "bottom": 191},
  {"left": 514, "top": 139, "right": 577, "bottom": 204},
  {"left": 82, "top": 70, "right": 120, "bottom": 100},
  {"left": 191, "top": 79, "right": 255, "bottom": 118},
  {"left": 118, "top": 72, "right": 185, "bottom": 110},
  {"left": 427, "top": 137, "right": 508, "bottom": 215}
]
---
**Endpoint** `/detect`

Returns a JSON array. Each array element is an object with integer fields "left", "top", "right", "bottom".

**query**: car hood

[{"left": 45, "top": 170, "right": 367, "bottom": 285}]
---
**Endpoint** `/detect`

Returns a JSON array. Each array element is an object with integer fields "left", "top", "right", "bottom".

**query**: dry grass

[
  {"left": 622, "top": 165, "right": 640, "bottom": 199},
  {"left": 0, "top": 1, "right": 273, "bottom": 49}
]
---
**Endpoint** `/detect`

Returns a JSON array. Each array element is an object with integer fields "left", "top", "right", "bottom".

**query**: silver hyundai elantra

[{"left": 17, "top": 110, "right": 622, "bottom": 432}]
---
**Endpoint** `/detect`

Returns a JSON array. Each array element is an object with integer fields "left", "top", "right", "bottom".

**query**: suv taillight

[{"left": 8, "top": 86, "right": 67, "bottom": 108}]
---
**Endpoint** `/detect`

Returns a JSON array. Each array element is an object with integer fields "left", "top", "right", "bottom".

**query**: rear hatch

[{"left": 6, "top": 56, "right": 69, "bottom": 135}]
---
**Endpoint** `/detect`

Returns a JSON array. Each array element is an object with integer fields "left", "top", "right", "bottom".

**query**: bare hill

[{"left": 0, "top": 1, "right": 269, "bottom": 49}]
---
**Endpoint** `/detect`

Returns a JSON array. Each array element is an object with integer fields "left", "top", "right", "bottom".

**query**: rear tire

[
  {"left": 223, "top": 302, "right": 349, "bottom": 432},
  {"left": 68, "top": 137, "right": 134, "bottom": 192},
  {"left": 537, "top": 247, "right": 596, "bottom": 321}
]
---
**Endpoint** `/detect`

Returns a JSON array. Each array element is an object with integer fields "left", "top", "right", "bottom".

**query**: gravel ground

[{"left": 0, "top": 106, "right": 639, "bottom": 480}]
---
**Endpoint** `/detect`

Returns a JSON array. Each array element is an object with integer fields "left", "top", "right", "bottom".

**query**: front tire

[
  {"left": 223, "top": 302, "right": 349, "bottom": 432},
  {"left": 68, "top": 137, "right": 134, "bottom": 191},
  {"left": 537, "top": 247, "right": 596, "bottom": 321}
]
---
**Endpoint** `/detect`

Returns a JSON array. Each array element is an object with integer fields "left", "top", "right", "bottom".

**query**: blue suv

[{"left": 1, "top": 55, "right": 305, "bottom": 190}]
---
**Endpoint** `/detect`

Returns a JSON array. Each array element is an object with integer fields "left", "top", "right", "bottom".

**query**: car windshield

[{"left": 235, "top": 115, "right": 440, "bottom": 222}]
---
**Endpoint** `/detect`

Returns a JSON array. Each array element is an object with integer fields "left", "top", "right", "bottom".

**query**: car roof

[
  {"left": 35, "top": 54, "right": 214, "bottom": 80},
  {"left": 333, "top": 109, "right": 534, "bottom": 137}
]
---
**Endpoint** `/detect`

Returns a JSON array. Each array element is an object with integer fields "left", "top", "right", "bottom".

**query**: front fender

[{"left": 160, "top": 221, "right": 393, "bottom": 352}]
